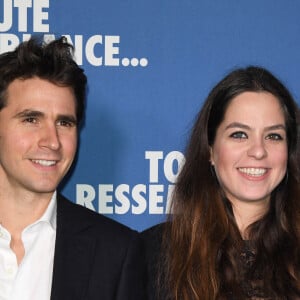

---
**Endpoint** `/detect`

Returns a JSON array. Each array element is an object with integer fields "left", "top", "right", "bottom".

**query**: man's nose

[{"left": 38, "top": 124, "right": 61, "bottom": 150}]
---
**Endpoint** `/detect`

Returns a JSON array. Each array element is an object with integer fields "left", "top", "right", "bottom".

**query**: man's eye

[
  {"left": 230, "top": 131, "right": 247, "bottom": 139},
  {"left": 23, "top": 117, "right": 37, "bottom": 123},
  {"left": 57, "top": 120, "right": 76, "bottom": 127},
  {"left": 266, "top": 133, "right": 283, "bottom": 141}
]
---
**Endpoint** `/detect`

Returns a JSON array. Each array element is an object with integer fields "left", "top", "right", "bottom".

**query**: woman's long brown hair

[{"left": 162, "top": 66, "right": 300, "bottom": 299}]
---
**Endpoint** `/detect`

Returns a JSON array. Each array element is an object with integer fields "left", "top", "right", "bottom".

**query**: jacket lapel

[{"left": 50, "top": 195, "right": 96, "bottom": 300}]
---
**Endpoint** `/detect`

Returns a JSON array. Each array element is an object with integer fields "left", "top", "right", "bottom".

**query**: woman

[{"left": 143, "top": 66, "right": 300, "bottom": 299}]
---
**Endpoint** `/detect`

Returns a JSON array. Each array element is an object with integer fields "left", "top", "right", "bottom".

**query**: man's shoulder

[
  {"left": 141, "top": 222, "right": 165, "bottom": 241},
  {"left": 57, "top": 194, "right": 138, "bottom": 242},
  {"left": 141, "top": 222, "right": 166, "bottom": 254}
]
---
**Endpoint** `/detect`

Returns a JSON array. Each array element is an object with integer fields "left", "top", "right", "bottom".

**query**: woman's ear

[{"left": 209, "top": 146, "right": 215, "bottom": 166}]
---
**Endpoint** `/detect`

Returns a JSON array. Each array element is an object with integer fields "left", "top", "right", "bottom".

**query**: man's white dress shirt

[{"left": 0, "top": 192, "right": 57, "bottom": 300}]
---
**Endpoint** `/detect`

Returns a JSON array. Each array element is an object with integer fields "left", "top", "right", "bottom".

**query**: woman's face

[{"left": 210, "top": 91, "right": 287, "bottom": 208}]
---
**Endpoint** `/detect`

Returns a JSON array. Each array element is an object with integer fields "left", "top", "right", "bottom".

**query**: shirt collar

[{"left": 35, "top": 191, "right": 57, "bottom": 230}]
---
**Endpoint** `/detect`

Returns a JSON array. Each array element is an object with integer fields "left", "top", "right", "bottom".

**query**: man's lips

[{"left": 31, "top": 159, "right": 58, "bottom": 166}]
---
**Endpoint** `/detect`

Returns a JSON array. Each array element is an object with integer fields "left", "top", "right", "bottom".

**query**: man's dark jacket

[{"left": 50, "top": 194, "right": 146, "bottom": 300}]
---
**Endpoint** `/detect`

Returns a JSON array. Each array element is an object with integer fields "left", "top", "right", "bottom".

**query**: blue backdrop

[{"left": 1, "top": 0, "right": 300, "bottom": 231}]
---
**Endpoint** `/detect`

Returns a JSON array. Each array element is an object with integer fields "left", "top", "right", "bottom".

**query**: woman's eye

[
  {"left": 266, "top": 133, "right": 283, "bottom": 141},
  {"left": 230, "top": 131, "right": 247, "bottom": 139}
]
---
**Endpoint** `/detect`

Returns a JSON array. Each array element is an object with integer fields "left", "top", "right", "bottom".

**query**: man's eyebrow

[
  {"left": 13, "top": 110, "right": 77, "bottom": 124},
  {"left": 13, "top": 109, "right": 44, "bottom": 118}
]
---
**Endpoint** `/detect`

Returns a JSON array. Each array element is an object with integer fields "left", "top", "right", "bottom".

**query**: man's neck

[{"left": 0, "top": 190, "right": 54, "bottom": 237}]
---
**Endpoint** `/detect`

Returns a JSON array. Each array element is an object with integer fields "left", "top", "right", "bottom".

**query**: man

[{"left": 0, "top": 37, "right": 145, "bottom": 300}]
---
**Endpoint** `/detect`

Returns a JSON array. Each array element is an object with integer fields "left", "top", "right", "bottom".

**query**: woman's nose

[{"left": 246, "top": 139, "right": 267, "bottom": 159}]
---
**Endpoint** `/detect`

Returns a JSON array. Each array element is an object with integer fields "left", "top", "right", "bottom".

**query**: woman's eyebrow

[
  {"left": 225, "top": 122, "right": 250, "bottom": 130},
  {"left": 225, "top": 122, "right": 286, "bottom": 131},
  {"left": 265, "top": 124, "right": 286, "bottom": 131}
]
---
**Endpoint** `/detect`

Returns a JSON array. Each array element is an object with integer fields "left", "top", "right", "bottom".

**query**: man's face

[{"left": 0, "top": 77, "right": 77, "bottom": 198}]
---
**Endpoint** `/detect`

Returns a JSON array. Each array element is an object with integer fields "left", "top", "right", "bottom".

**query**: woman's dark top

[{"left": 141, "top": 223, "right": 281, "bottom": 300}]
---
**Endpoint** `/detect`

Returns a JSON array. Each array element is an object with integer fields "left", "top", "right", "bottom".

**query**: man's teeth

[
  {"left": 238, "top": 168, "right": 266, "bottom": 176},
  {"left": 32, "top": 159, "right": 56, "bottom": 166}
]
